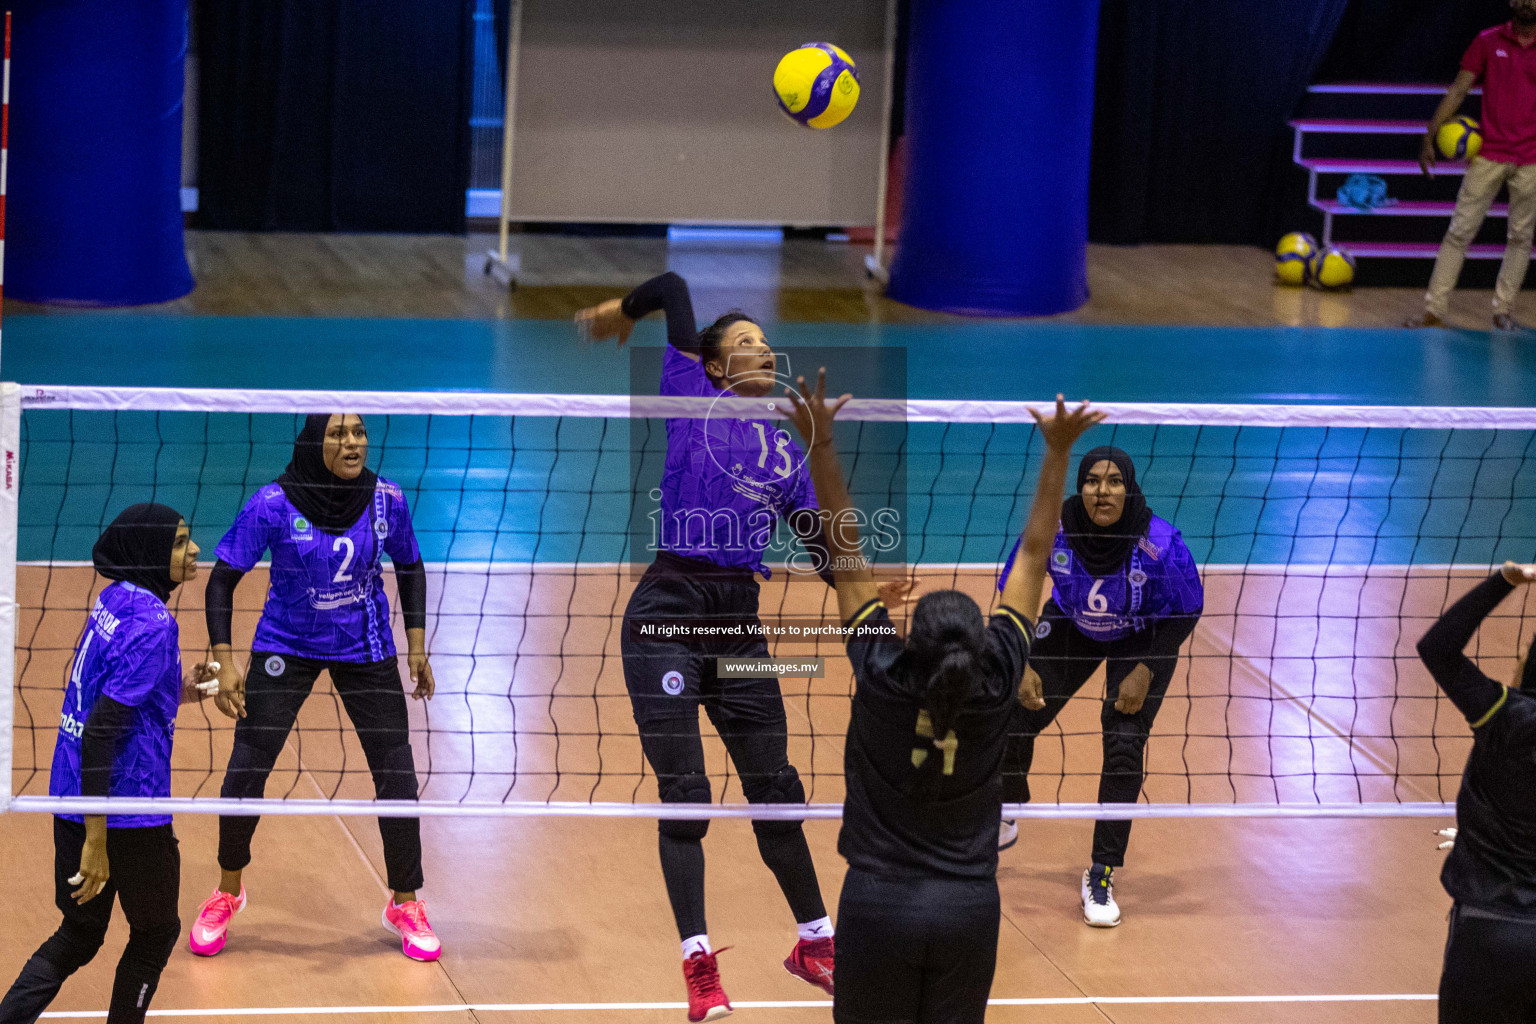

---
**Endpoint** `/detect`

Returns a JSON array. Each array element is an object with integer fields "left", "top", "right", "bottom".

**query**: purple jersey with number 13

[{"left": 215, "top": 479, "right": 421, "bottom": 662}]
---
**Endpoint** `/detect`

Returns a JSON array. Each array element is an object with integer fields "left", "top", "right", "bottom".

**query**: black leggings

[
  {"left": 834, "top": 869, "right": 1000, "bottom": 1024},
  {"left": 0, "top": 818, "right": 180, "bottom": 1024},
  {"left": 218, "top": 652, "right": 424, "bottom": 893},
  {"left": 1440, "top": 903, "right": 1536, "bottom": 1023},
  {"left": 621, "top": 557, "right": 826, "bottom": 939},
  {"left": 1001, "top": 604, "right": 1179, "bottom": 867}
]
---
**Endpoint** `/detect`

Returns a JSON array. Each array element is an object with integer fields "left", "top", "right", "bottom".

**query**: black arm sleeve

[
  {"left": 204, "top": 560, "right": 246, "bottom": 649},
  {"left": 1417, "top": 572, "right": 1514, "bottom": 725},
  {"left": 395, "top": 559, "right": 427, "bottom": 632},
  {"left": 620, "top": 272, "right": 700, "bottom": 355},
  {"left": 79, "top": 696, "right": 134, "bottom": 798},
  {"left": 1117, "top": 610, "right": 1199, "bottom": 665},
  {"left": 787, "top": 512, "right": 839, "bottom": 589}
]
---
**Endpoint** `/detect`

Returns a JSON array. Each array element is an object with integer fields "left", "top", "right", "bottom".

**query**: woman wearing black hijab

[
  {"left": 995, "top": 447, "right": 1204, "bottom": 927},
  {"left": 189, "top": 414, "right": 441, "bottom": 962},
  {"left": 1, "top": 504, "right": 213, "bottom": 1024}
]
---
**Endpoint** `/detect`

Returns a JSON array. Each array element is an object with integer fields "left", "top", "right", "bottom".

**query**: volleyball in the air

[
  {"left": 774, "top": 43, "right": 860, "bottom": 129},
  {"left": 1274, "top": 232, "right": 1318, "bottom": 286},
  {"left": 1307, "top": 245, "right": 1357, "bottom": 290},
  {"left": 1436, "top": 116, "right": 1483, "bottom": 161}
]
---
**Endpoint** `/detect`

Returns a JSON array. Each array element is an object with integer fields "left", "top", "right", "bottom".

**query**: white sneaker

[
  {"left": 1081, "top": 865, "right": 1121, "bottom": 928},
  {"left": 998, "top": 820, "right": 1018, "bottom": 851}
]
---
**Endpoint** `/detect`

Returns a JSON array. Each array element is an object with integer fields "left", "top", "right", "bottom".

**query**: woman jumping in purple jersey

[
  {"left": 188, "top": 414, "right": 441, "bottom": 963},
  {"left": 1, "top": 504, "right": 214, "bottom": 1024},
  {"left": 578, "top": 274, "right": 913, "bottom": 1023},
  {"left": 996, "top": 446, "right": 1204, "bottom": 928}
]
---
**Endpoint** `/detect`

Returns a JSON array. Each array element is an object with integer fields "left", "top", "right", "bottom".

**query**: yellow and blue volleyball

[
  {"left": 773, "top": 43, "right": 860, "bottom": 130},
  {"left": 1306, "top": 245, "right": 1356, "bottom": 290},
  {"left": 1274, "top": 232, "right": 1318, "bottom": 286},
  {"left": 1435, "top": 116, "right": 1483, "bottom": 161}
]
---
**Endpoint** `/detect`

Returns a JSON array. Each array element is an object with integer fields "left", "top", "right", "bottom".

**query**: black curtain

[
  {"left": 197, "top": 0, "right": 474, "bottom": 233},
  {"left": 1316, "top": 0, "right": 1510, "bottom": 83},
  {"left": 1088, "top": 0, "right": 1350, "bottom": 246}
]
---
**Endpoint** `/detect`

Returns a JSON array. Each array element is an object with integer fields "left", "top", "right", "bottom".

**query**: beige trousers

[{"left": 1425, "top": 155, "right": 1536, "bottom": 317}]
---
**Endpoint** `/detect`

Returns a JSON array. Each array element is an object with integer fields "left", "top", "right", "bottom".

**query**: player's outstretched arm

[
  {"left": 783, "top": 369, "right": 878, "bottom": 624},
  {"left": 1000, "top": 396, "right": 1105, "bottom": 618},
  {"left": 1417, "top": 561, "right": 1536, "bottom": 725},
  {"left": 575, "top": 272, "right": 700, "bottom": 358}
]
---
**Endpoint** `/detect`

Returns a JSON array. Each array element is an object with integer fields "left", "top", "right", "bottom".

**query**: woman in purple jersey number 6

[
  {"left": 187, "top": 413, "right": 442, "bottom": 963},
  {"left": 996, "top": 447, "right": 1204, "bottom": 929}
]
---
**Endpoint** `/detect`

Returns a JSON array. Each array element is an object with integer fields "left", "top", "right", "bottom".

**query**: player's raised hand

[
  {"left": 1436, "top": 826, "right": 1458, "bottom": 850},
  {"left": 783, "top": 368, "right": 851, "bottom": 450},
  {"left": 574, "top": 298, "right": 635, "bottom": 346},
  {"left": 1029, "top": 395, "right": 1106, "bottom": 452},
  {"left": 876, "top": 573, "right": 922, "bottom": 610},
  {"left": 1501, "top": 561, "right": 1536, "bottom": 586}
]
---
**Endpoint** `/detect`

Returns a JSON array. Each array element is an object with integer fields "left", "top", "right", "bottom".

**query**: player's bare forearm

[
  {"left": 1429, "top": 70, "right": 1478, "bottom": 133},
  {"left": 407, "top": 627, "right": 428, "bottom": 656},
  {"left": 1001, "top": 397, "right": 1104, "bottom": 614},
  {"left": 783, "top": 369, "right": 878, "bottom": 621},
  {"left": 804, "top": 437, "right": 879, "bottom": 620}
]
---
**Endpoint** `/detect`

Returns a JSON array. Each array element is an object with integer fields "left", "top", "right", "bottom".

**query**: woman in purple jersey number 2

[{"left": 187, "top": 413, "right": 441, "bottom": 962}]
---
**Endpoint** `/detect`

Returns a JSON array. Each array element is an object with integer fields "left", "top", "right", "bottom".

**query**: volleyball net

[{"left": 3, "top": 380, "right": 1534, "bottom": 820}]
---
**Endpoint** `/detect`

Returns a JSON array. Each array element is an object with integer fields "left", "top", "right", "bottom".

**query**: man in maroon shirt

[{"left": 1408, "top": 0, "right": 1536, "bottom": 331}]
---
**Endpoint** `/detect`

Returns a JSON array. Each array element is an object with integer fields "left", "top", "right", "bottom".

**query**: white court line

[{"left": 38, "top": 993, "right": 1438, "bottom": 1017}]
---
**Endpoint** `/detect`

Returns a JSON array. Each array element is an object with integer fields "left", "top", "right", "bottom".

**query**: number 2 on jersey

[{"left": 332, "top": 536, "right": 355, "bottom": 583}]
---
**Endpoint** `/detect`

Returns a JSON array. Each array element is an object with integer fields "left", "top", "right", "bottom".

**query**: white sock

[
  {"left": 797, "top": 916, "right": 833, "bottom": 942},
  {"left": 681, "top": 934, "right": 712, "bottom": 959}
]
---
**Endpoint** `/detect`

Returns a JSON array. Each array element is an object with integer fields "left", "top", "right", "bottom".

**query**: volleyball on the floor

[
  {"left": 1306, "top": 245, "right": 1357, "bottom": 290},
  {"left": 1274, "top": 232, "right": 1319, "bottom": 286},
  {"left": 773, "top": 43, "right": 860, "bottom": 129},
  {"left": 1435, "top": 116, "right": 1483, "bottom": 161}
]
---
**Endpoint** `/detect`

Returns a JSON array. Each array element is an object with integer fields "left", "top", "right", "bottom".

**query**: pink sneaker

[
  {"left": 189, "top": 887, "right": 246, "bottom": 956},
  {"left": 382, "top": 899, "right": 442, "bottom": 961}
]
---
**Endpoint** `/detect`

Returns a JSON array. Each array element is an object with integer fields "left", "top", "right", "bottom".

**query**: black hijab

[
  {"left": 92, "top": 503, "right": 184, "bottom": 603},
  {"left": 1060, "top": 446, "right": 1153, "bottom": 577},
  {"left": 277, "top": 414, "right": 377, "bottom": 534}
]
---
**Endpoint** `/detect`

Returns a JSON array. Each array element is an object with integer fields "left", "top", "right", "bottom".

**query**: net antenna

[{"left": 7, "top": 385, "right": 1536, "bottom": 821}]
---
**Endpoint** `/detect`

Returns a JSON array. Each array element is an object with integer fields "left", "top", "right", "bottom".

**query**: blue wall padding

[
  {"left": 889, "top": 0, "right": 1102, "bottom": 317},
  {"left": 9, "top": 1, "right": 193, "bottom": 306}
]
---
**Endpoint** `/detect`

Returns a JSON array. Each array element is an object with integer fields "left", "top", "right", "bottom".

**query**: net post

[
  {"left": 482, "top": 0, "right": 522, "bottom": 290},
  {"left": 863, "top": 0, "right": 897, "bottom": 289},
  {"left": 0, "top": 382, "right": 18, "bottom": 812}
]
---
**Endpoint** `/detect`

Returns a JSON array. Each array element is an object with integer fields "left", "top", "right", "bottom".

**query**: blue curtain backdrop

[
  {"left": 196, "top": 0, "right": 474, "bottom": 232},
  {"left": 889, "top": 1, "right": 1103, "bottom": 317},
  {"left": 8, "top": 1, "right": 193, "bottom": 306}
]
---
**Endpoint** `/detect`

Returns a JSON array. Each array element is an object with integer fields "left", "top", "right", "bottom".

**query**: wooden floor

[
  {"left": 3, "top": 561, "right": 1487, "bottom": 1022},
  {"left": 5, "top": 229, "right": 1527, "bottom": 328}
]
